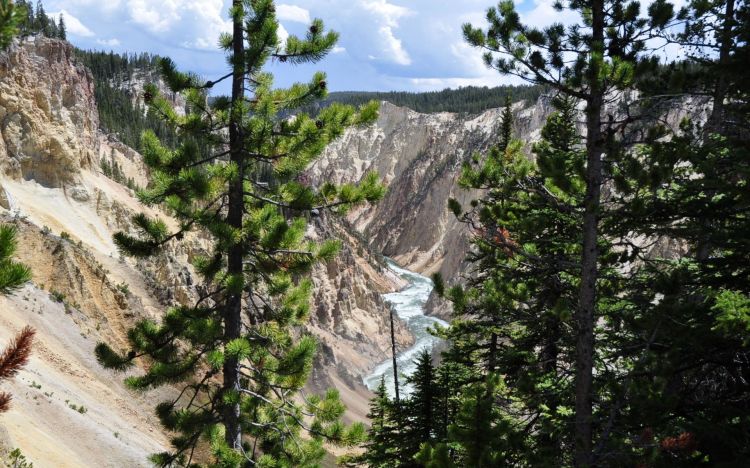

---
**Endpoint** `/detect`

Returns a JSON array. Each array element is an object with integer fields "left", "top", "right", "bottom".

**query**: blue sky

[{"left": 44, "top": 1, "right": 579, "bottom": 92}]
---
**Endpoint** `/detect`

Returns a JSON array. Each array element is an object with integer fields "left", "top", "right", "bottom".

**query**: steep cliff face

[
  {"left": 0, "top": 37, "right": 98, "bottom": 189},
  {"left": 0, "top": 216, "right": 173, "bottom": 467},
  {"left": 0, "top": 38, "right": 188, "bottom": 465},
  {"left": 311, "top": 100, "right": 553, "bottom": 318},
  {"left": 313, "top": 95, "right": 709, "bottom": 321}
]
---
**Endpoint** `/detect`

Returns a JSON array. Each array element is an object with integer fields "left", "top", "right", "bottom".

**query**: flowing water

[{"left": 363, "top": 259, "right": 449, "bottom": 398}]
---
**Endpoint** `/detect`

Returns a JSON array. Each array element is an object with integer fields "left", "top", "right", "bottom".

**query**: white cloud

[
  {"left": 361, "top": 0, "right": 413, "bottom": 65},
  {"left": 170, "top": 1, "right": 231, "bottom": 50},
  {"left": 52, "top": 0, "right": 123, "bottom": 14},
  {"left": 278, "top": 23, "right": 290, "bottom": 46},
  {"left": 126, "top": 0, "right": 181, "bottom": 33},
  {"left": 277, "top": 4, "right": 311, "bottom": 24},
  {"left": 96, "top": 38, "right": 121, "bottom": 47},
  {"left": 521, "top": 0, "right": 581, "bottom": 28},
  {"left": 362, "top": 0, "right": 411, "bottom": 26},
  {"left": 332, "top": 46, "right": 347, "bottom": 54},
  {"left": 49, "top": 10, "right": 95, "bottom": 37},
  {"left": 377, "top": 26, "right": 411, "bottom": 65}
]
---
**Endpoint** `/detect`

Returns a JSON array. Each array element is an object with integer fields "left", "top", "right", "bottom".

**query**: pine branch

[
  {"left": 0, "top": 326, "right": 35, "bottom": 413},
  {"left": 0, "top": 326, "right": 35, "bottom": 381}
]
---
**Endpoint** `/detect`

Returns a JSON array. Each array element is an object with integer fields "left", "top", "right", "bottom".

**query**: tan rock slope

[
  {"left": 0, "top": 37, "right": 410, "bottom": 465},
  {"left": 311, "top": 99, "right": 553, "bottom": 318},
  {"left": 314, "top": 101, "right": 551, "bottom": 277}
]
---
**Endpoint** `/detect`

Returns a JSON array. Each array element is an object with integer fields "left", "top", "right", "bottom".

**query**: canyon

[{"left": 0, "top": 36, "right": 546, "bottom": 466}]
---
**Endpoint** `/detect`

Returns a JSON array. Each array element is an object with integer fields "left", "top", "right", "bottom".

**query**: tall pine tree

[
  {"left": 343, "top": 377, "right": 401, "bottom": 468},
  {"left": 400, "top": 350, "right": 437, "bottom": 466},
  {"left": 462, "top": 1, "right": 675, "bottom": 464},
  {"left": 56, "top": 12, "right": 65, "bottom": 40},
  {"left": 95, "top": 1, "right": 384, "bottom": 466},
  {"left": 600, "top": 0, "right": 750, "bottom": 462},
  {"left": 423, "top": 96, "right": 595, "bottom": 466}
]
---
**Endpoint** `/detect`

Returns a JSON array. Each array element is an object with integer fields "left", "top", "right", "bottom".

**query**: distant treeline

[
  {"left": 74, "top": 49, "right": 179, "bottom": 151},
  {"left": 303, "top": 85, "right": 547, "bottom": 116},
  {"left": 75, "top": 49, "right": 161, "bottom": 84}
]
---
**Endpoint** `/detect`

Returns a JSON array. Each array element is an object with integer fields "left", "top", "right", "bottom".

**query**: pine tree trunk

[
  {"left": 223, "top": 0, "right": 245, "bottom": 451},
  {"left": 698, "top": 0, "right": 735, "bottom": 261},
  {"left": 488, "top": 332, "right": 498, "bottom": 373},
  {"left": 575, "top": 1, "right": 605, "bottom": 464},
  {"left": 707, "top": 0, "right": 735, "bottom": 134},
  {"left": 390, "top": 309, "right": 401, "bottom": 406}
]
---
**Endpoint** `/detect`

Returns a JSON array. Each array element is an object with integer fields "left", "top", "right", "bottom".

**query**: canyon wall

[{"left": 311, "top": 99, "right": 555, "bottom": 318}]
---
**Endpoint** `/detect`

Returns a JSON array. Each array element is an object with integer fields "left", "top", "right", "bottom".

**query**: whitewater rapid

[{"left": 363, "top": 259, "right": 449, "bottom": 398}]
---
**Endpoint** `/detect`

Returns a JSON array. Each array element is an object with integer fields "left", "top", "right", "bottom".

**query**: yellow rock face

[{"left": 0, "top": 36, "right": 98, "bottom": 188}]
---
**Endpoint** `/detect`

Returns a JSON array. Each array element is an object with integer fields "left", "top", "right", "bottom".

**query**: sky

[{"left": 43, "top": 0, "right": 676, "bottom": 93}]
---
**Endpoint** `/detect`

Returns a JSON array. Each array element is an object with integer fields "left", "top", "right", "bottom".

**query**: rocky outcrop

[
  {"left": 0, "top": 37, "right": 98, "bottom": 188},
  {"left": 113, "top": 69, "right": 187, "bottom": 115}
]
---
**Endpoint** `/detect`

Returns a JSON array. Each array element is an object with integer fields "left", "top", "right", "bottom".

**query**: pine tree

[
  {"left": 400, "top": 350, "right": 437, "bottom": 465},
  {"left": 463, "top": 2, "right": 675, "bottom": 464},
  {"left": 422, "top": 96, "right": 593, "bottom": 466},
  {"left": 0, "top": 225, "right": 34, "bottom": 413},
  {"left": 95, "top": 1, "right": 383, "bottom": 466},
  {"left": 597, "top": 1, "right": 750, "bottom": 462},
  {"left": 345, "top": 377, "right": 401, "bottom": 468},
  {"left": 0, "top": 327, "right": 34, "bottom": 413},
  {"left": 57, "top": 12, "right": 65, "bottom": 40},
  {"left": 0, "top": 225, "right": 32, "bottom": 294},
  {"left": 0, "top": 0, "right": 26, "bottom": 48},
  {"left": 32, "top": 0, "right": 42, "bottom": 31},
  {"left": 446, "top": 375, "right": 521, "bottom": 467},
  {"left": 22, "top": 0, "right": 32, "bottom": 33}
]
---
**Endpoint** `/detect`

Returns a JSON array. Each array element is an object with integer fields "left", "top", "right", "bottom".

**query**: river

[{"left": 363, "top": 259, "right": 449, "bottom": 398}]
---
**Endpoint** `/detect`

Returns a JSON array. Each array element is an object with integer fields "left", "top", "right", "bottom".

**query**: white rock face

[
  {"left": 0, "top": 37, "right": 99, "bottom": 188},
  {"left": 112, "top": 68, "right": 188, "bottom": 116}
]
